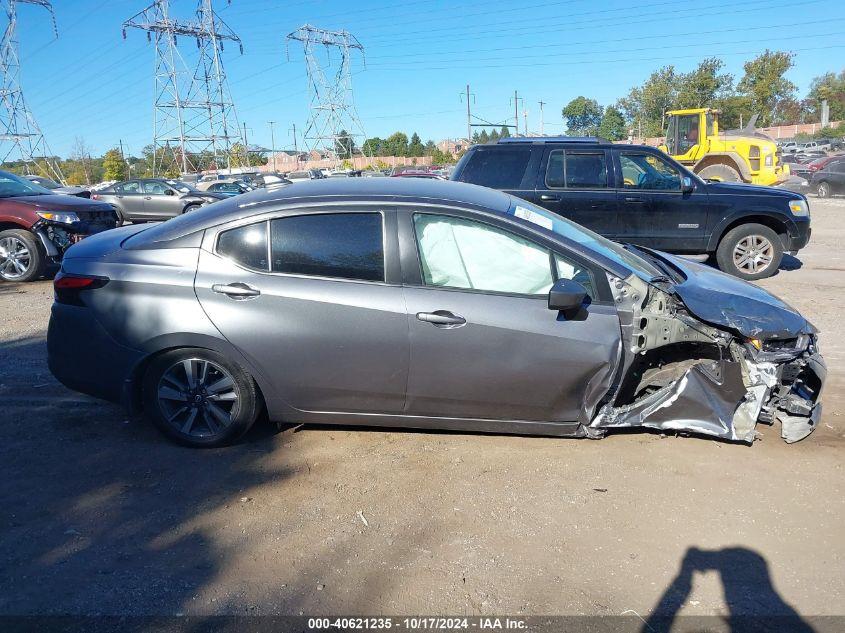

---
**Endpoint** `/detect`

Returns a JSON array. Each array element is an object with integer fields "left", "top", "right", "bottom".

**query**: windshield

[
  {"left": 31, "top": 176, "right": 60, "bottom": 189},
  {"left": 506, "top": 199, "right": 663, "bottom": 279},
  {"left": 0, "top": 172, "right": 52, "bottom": 197}
]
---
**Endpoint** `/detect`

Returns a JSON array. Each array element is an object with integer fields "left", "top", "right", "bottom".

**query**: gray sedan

[
  {"left": 92, "top": 178, "right": 225, "bottom": 222},
  {"left": 48, "top": 179, "right": 825, "bottom": 447}
]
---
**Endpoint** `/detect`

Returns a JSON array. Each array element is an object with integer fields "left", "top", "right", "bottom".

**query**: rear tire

[
  {"left": 716, "top": 223, "right": 783, "bottom": 281},
  {"left": 697, "top": 163, "right": 742, "bottom": 183},
  {"left": 0, "top": 229, "right": 45, "bottom": 282},
  {"left": 142, "top": 348, "right": 260, "bottom": 447},
  {"left": 816, "top": 181, "right": 831, "bottom": 198}
]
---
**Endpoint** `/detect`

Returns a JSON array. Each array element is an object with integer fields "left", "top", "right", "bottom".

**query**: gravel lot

[{"left": 1, "top": 198, "right": 843, "bottom": 622}]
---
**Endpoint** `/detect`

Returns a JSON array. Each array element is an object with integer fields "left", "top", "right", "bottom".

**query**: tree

[
  {"left": 478, "top": 129, "right": 490, "bottom": 144},
  {"left": 363, "top": 137, "right": 384, "bottom": 156},
  {"left": 335, "top": 130, "right": 355, "bottom": 159},
  {"left": 385, "top": 131, "right": 408, "bottom": 156},
  {"left": 736, "top": 50, "right": 796, "bottom": 126},
  {"left": 597, "top": 106, "right": 626, "bottom": 141},
  {"left": 499, "top": 126, "right": 511, "bottom": 138},
  {"left": 102, "top": 148, "right": 126, "bottom": 181},
  {"left": 617, "top": 65, "right": 677, "bottom": 137},
  {"left": 676, "top": 58, "right": 734, "bottom": 110},
  {"left": 408, "top": 132, "right": 425, "bottom": 157},
  {"left": 807, "top": 70, "right": 845, "bottom": 122},
  {"left": 562, "top": 96, "right": 603, "bottom": 136}
]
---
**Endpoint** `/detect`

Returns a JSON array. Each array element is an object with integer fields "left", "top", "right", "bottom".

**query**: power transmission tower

[
  {"left": 123, "top": 0, "right": 246, "bottom": 176},
  {"left": 0, "top": 0, "right": 64, "bottom": 181},
  {"left": 286, "top": 24, "right": 369, "bottom": 168}
]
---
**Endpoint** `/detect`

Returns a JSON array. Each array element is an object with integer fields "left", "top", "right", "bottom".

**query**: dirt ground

[{"left": 0, "top": 198, "right": 843, "bottom": 624}]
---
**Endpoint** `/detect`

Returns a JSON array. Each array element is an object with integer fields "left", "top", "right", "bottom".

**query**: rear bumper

[{"left": 47, "top": 303, "right": 143, "bottom": 404}]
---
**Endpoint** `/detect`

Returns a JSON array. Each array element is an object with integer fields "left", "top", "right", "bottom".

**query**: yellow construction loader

[{"left": 660, "top": 108, "right": 789, "bottom": 186}]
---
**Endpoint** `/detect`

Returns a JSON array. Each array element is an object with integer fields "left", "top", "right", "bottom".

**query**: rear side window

[
  {"left": 545, "top": 150, "right": 607, "bottom": 188},
  {"left": 458, "top": 148, "right": 531, "bottom": 189},
  {"left": 217, "top": 221, "right": 268, "bottom": 270},
  {"left": 270, "top": 213, "right": 384, "bottom": 282}
]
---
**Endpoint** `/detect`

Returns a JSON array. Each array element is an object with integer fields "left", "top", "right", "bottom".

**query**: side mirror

[
  {"left": 548, "top": 278, "right": 587, "bottom": 314},
  {"left": 681, "top": 176, "right": 695, "bottom": 193},
  {"left": 165, "top": 189, "right": 175, "bottom": 196}
]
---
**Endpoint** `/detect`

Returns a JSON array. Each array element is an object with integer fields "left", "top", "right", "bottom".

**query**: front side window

[
  {"left": 414, "top": 214, "right": 553, "bottom": 295},
  {"left": 458, "top": 148, "right": 531, "bottom": 189},
  {"left": 217, "top": 221, "right": 268, "bottom": 270},
  {"left": 271, "top": 213, "right": 384, "bottom": 282},
  {"left": 143, "top": 180, "right": 169, "bottom": 195},
  {"left": 554, "top": 253, "right": 595, "bottom": 299},
  {"left": 118, "top": 180, "right": 140, "bottom": 194},
  {"left": 619, "top": 153, "right": 681, "bottom": 190}
]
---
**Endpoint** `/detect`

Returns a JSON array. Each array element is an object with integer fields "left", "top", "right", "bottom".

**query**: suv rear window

[{"left": 458, "top": 148, "right": 531, "bottom": 189}]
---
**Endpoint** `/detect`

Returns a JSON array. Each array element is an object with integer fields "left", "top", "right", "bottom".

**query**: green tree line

[{"left": 561, "top": 52, "right": 845, "bottom": 140}]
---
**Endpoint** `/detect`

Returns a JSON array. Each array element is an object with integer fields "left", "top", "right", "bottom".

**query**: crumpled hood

[{"left": 645, "top": 250, "right": 814, "bottom": 340}]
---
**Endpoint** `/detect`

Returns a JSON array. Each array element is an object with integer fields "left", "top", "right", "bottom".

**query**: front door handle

[
  {"left": 539, "top": 194, "right": 560, "bottom": 201},
  {"left": 416, "top": 310, "right": 466, "bottom": 328},
  {"left": 212, "top": 282, "right": 261, "bottom": 299},
  {"left": 624, "top": 196, "right": 645, "bottom": 204}
]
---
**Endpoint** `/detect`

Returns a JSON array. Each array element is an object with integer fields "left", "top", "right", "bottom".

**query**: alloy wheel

[
  {"left": 733, "top": 235, "right": 774, "bottom": 275},
  {"left": 818, "top": 182, "right": 830, "bottom": 198},
  {"left": 0, "top": 236, "right": 31, "bottom": 280},
  {"left": 156, "top": 358, "right": 240, "bottom": 438}
]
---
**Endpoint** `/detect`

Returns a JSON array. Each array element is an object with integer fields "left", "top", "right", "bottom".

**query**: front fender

[{"left": 706, "top": 211, "right": 796, "bottom": 252}]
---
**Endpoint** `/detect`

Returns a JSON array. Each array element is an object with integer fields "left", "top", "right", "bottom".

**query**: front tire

[
  {"left": 182, "top": 203, "right": 202, "bottom": 214},
  {"left": 816, "top": 181, "right": 831, "bottom": 198},
  {"left": 0, "top": 229, "right": 45, "bottom": 282},
  {"left": 715, "top": 223, "right": 783, "bottom": 281},
  {"left": 142, "top": 348, "right": 260, "bottom": 447},
  {"left": 697, "top": 163, "right": 742, "bottom": 183}
]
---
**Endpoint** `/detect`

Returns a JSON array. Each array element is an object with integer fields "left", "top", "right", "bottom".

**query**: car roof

[{"left": 127, "top": 178, "right": 514, "bottom": 245}]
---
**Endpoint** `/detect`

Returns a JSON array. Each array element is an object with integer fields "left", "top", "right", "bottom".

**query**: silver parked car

[
  {"left": 48, "top": 179, "right": 825, "bottom": 447},
  {"left": 91, "top": 178, "right": 226, "bottom": 222}
]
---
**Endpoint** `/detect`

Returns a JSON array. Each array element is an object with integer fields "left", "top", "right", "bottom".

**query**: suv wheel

[
  {"left": 716, "top": 223, "right": 783, "bottom": 281},
  {"left": 142, "top": 348, "right": 261, "bottom": 447},
  {"left": 816, "top": 181, "right": 831, "bottom": 198},
  {"left": 0, "top": 229, "right": 45, "bottom": 282},
  {"left": 697, "top": 163, "right": 742, "bottom": 183}
]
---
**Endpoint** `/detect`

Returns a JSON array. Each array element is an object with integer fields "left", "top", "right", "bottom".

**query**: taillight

[{"left": 54, "top": 272, "right": 109, "bottom": 306}]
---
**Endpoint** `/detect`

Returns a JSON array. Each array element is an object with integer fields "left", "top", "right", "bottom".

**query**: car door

[
  {"left": 194, "top": 208, "right": 409, "bottom": 415},
  {"left": 399, "top": 209, "right": 621, "bottom": 424},
  {"left": 614, "top": 149, "right": 710, "bottom": 252},
  {"left": 142, "top": 180, "right": 184, "bottom": 219},
  {"left": 113, "top": 180, "right": 146, "bottom": 220},
  {"left": 533, "top": 146, "right": 618, "bottom": 234}
]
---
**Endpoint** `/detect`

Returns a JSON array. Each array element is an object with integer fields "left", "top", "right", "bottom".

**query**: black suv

[{"left": 452, "top": 137, "right": 812, "bottom": 280}]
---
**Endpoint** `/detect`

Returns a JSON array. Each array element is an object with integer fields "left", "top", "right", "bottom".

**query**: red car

[
  {"left": 0, "top": 170, "right": 118, "bottom": 282},
  {"left": 806, "top": 155, "right": 838, "bottom": 172}
]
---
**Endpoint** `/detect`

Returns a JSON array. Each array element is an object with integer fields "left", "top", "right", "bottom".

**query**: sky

[{"left": 15, "top": 0, "right": 845, "bottom": 158}]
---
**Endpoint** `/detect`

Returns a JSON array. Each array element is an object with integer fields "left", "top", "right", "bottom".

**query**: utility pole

[
  {"left": 514, "top": 90, "right": 519, "bottom": 136},
  {"left": 286, "top": 24, "right": 369, "bottom": 167},
  {"left": 123, "top": 0, "right": 245, "bottom": 175},
  {"left": 0, "top": 0, "right": 64, "bottom": 182},
  {"left": 268, "top": 120, "right": 276, "bottom": 171},
  {"left": 523, "top": 108, "right": 528, "bottom": 137},
  {"left": 290, "top": 122, "right": 298, "bottom": 167},
  {"left": 242, "top": 121, "right": 249, "bottom": 167},
  {"left": 538, "top": 100, "right": 546, "bottom": 136}
]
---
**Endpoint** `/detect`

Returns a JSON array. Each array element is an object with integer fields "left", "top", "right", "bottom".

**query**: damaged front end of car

[{"left": 581, "top": 270, "right": 825, "bottom": 444}]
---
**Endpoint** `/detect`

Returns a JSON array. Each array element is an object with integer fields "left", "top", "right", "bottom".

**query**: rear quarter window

[{"left": 457, "top": 148, "right": 531, "bottom": 189}]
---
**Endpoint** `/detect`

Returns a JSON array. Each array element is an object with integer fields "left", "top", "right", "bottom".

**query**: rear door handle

[
  {"left": 539, "top": 194, "right": 560, "bottom": 201},
  {"left": 212, "top": 282, "right": 261, "bottom": 299},
  {"left": 416, "top": 310, "right": 466, "bottom": 328},
  {"left": 624, "top": 196, "right": 645, "bottom": 203}
]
